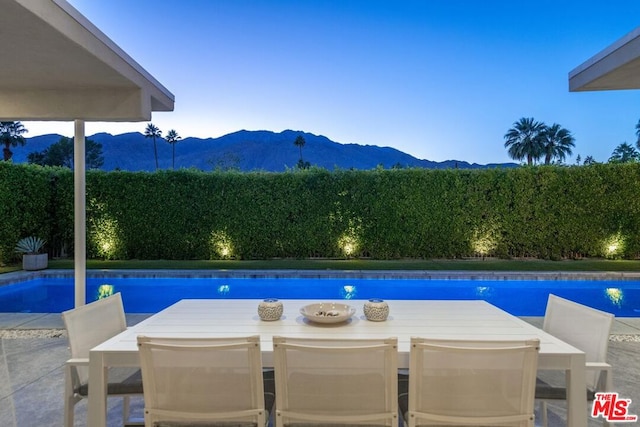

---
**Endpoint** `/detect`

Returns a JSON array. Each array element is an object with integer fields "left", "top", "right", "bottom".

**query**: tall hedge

[
  {"left": 0, "top": 163, "right": 55, "bottom": 262},
  {"left": 2, "top": 162, "right": 640, "bottom": 262}
]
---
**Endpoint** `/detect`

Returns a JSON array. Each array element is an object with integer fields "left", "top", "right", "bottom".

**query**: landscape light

[
  {"left": 343, "top": 242, "right": 355, "bottom": 256},
  {"left": 471, "top": 225, "right": 499, "bottom": 258},
  {"left": 338, "top": 229, "right": 360, "bottom": 258},
  {"left": 603, "top": 233, "right": 624, "bottom": 259},
  {"left": 93, "top": 217, "right": 120, "bottom": 260},
  {"left": 210, "top": 230, "right": 234, "bottom": 259},
  {"left": 101, "top": 241, "right": 112, "bottom": 253}
]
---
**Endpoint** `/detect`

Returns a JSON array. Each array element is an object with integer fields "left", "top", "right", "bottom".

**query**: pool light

[
  {"left": 475, "top": 286, "right": 493, "bottom": 297},
  {"left": 96, "top": 284, "right": 114, "bottom": 300},
  {"left": 340, "top": 285, "right": 357, "bottom": 299},
  {"left": 605, "top": 288, "right": 623, "bottom": 306}
]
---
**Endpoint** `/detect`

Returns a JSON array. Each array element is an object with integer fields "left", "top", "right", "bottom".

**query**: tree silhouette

[
  {"left": 165, "top": 129, "right": 181, "bottom": 169},
  {"left": 608, "top": 143, "right": 638, "bottom": 164},
  {"left": 27, "top": 137, "right": 103, "bottom": 169},
  {"left": 0, "top": 121, "right": 27, "bottom": 161},
  {"left": 504, "top": 117, "right": 546, "bottom": 165},
  {"left": 541, "top": 123, "right": 575, "bottom": 165},
  {"left": 294, "top": 135, "right": 306, "bottom": 165},
  {"left": 144, "top": 123, "right": 162, "bottom": 170}
]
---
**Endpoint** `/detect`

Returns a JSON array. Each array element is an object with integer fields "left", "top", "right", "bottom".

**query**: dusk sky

[{"left": 24, "top": 1, "right": 640, "bottom": 165}]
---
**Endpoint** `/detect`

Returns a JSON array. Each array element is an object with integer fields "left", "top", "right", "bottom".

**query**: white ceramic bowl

[{"left": 300, "top": 302, "right": 355, "bottom": 324}]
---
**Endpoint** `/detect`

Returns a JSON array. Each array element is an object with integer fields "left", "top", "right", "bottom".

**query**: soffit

[
  {"left": 570, "top": 27, "right": 640, "bottom": 91},
  {"left": 0, "top": 0, "right": 174, "bottom": 121}
]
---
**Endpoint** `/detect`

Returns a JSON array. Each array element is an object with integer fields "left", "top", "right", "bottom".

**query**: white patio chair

[
  {"left": 272, "top": 336, "right": 398, "bottom": 427},
  {"left": 535, "top": 294, "right": 615, "bottom": 427},
  {"left": 62, "top": 292, "right": 143, "bottom": 427},
  {"left": 136, "top": 335, "right": 274, "bottom": 427},
  {"left": 400, "top": 338, "right": 540, "bottom": 427}
]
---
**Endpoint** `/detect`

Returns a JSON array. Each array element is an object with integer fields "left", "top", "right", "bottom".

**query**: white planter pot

[{"left": 22, "top": 253, "right": 48, "bottom": 271}]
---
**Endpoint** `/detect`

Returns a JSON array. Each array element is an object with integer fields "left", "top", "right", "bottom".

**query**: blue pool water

[{"left": 1, "top": 276, "right": 639, "bottom": 316}]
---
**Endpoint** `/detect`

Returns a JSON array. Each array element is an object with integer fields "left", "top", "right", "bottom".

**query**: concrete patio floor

[{"left": 0, "top": 313, "right": 639, "bottom": 426}]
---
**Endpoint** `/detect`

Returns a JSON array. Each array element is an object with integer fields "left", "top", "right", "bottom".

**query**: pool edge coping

[{"left": 3, "top": 268, "right": 640, "bottom": 286}]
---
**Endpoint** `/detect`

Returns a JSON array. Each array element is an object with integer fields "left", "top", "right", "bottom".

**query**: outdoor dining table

[{"left": 88, "top": 299, "right": 587, "bottom": 427}]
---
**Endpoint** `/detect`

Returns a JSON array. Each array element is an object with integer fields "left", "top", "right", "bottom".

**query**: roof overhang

[
  {"left": 570, "top": 27, "right": 640, "bottom": 92},
  {"left": 0, "top": 0, "right": 174, "bottom": 121}
]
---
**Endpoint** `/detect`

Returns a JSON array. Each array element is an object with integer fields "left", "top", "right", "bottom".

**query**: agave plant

[{"left": 14, "top": 236, "right": 46, "bottom": 255}]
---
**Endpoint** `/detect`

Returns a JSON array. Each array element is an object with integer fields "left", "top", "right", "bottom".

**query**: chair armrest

[
  {"left": 586, "top": 362, "right": 611, "bottom": 371},
  {"left": 66, "top": 358, "right": 89, "bottom": 366},
  {"left": 586, "top": 362, "right": 613, "bottom": 391}
]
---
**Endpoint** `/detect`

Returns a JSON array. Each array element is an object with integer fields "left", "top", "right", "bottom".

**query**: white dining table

[{"left": 88, "top": 299, "right": 587, "bottom": 427}]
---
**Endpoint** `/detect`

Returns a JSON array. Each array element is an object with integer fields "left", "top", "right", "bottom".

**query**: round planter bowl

[
  {"left": 363, "top": 299, "right": 389, "bottom": 321},
  {"left": 22, "top": 253, "right": 48, "bottom": 271},
  {"left": 258, "top": 299, "right": 283, "bottom": 321}
]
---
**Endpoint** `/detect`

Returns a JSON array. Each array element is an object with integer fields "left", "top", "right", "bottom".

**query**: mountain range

[{"left": 13, "top": 129, "right": 517, "bottom": 172}]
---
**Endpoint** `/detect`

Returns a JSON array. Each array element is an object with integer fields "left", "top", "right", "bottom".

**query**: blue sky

[{"left": 24, "top": 1, "right": 640, "bottom": 164}]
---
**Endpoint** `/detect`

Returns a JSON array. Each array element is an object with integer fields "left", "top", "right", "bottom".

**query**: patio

[
  {"left": 0, "top": 312, "right": 639, "bottom": 426},
  {"left": 1, "top": 2, "right": 640, "bottom": 426}
]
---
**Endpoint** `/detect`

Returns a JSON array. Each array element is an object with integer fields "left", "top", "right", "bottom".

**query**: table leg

[
  {"left": 566, "top": 353, "right": 587, "bottom": 427},
  {"left": 88, "top": 350, "right": 108, "bottom": 427}
]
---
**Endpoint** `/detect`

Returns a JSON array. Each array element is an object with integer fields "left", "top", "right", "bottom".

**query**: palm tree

[
  {"left": 165, "top": 129, "right": 181, "bottom": 169},
  {"left": 608, "top": 142, "right": 638, "bottom": 163},
  {"left": 294, "top": 135, "right": 306, "bottom": 164},
  {"left": 503, "top": 117, "right": 546, "bottom": 165},
  {"left": 634, "top": 118, "right": 640, "bottom": 153},
  {"left": 541, "top": 123, "right": 575, "bottom": 165},
  {"left": 0, "top": 121, "right": 28, "bottom": 161},
  {"left": 144, "top": 123, "right": 162, "bottom": 170}
]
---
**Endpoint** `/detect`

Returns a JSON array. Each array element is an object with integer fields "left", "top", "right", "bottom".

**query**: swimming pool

[{"left": 1, "top": 273, "right": 639, "bottom": 316}]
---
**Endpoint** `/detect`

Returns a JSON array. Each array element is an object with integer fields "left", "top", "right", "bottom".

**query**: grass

[{"left": 0, "top": 257, "right": 631, "bottom": 272}]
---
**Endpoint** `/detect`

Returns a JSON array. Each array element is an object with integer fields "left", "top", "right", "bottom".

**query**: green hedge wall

[
  {"left": 2, "top": 162, "right": 640, "bottom": 262},
  {"left": 0, "top": 163, "right": 55, "bottom": 262}
]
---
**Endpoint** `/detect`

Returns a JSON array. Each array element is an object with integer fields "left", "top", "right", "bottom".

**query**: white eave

[
  {"left": 570, "top": 27, "right": 640, "bottom": 92},
  {"left": 0, "top": 0, "right": 174, "bottom": 121}
]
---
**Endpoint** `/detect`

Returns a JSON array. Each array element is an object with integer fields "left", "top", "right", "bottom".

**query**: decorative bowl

[{"left": 300, "top": 302, "right": 355, "bottom": 324}]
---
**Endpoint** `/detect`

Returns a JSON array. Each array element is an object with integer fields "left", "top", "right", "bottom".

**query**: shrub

[{"left": 2, "top": 162, "right": 640, "bottom": 261}]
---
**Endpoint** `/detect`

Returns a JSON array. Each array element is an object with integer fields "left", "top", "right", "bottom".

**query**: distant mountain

[{"left": 13, "top": 130, "right": 517, "bottom": 172}]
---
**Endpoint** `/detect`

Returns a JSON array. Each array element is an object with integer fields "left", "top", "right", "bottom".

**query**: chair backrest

[
  {"left": 272, "top": 336, "right": 398, "bottom": 427},
  {"left": 408, "top": 338, "right": 540, "bottom": 427},
  {"left": 137, "top": 335, "right": 267, "bottom": 427},
  {"left": 543, "top": 294, "right": 614, "bottom": 390},
  {"left": 61, "top": 293, "right": 127, "bottom": 385}
]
